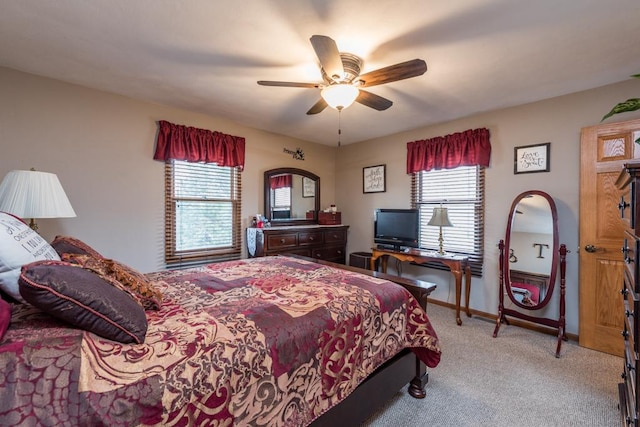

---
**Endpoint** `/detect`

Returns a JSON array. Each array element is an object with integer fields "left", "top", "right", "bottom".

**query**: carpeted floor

[{"left": 362, "top": 304, "right": 622, "bottom": 426}]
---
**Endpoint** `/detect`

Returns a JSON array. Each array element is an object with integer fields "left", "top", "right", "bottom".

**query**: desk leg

[
  {"left": 452, "top": 269, "right": 463, "bottom": 326},
  {"left": 464, "top": 266, "right": 472, "bottom": 318},
  {"left": 370, "top": 254, "right": 389, "bottom": 273},
  {"left": 379, "top": 255, "right": 389, "bottom": 273}
]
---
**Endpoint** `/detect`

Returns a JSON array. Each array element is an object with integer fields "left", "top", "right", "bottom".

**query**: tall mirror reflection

[
  {"left": 264, "top": 168, "right": 320, "bottom": 225},
  {"left": 493, "top": 190, "right": 567, "bottom": 357},
  {"left": 507, "top": 193, "right": 556, "bottom": 308}
]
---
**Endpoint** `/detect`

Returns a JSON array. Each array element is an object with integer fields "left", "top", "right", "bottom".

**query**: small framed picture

[
  {"left": 363, "top": 164, "right": 386, "bottom": 193},
  {"left": 514, "top": 143, "right": 550, "bottom": 174},
  {"left": 302, "top": 177, "right": 315, "bottom": 198}
]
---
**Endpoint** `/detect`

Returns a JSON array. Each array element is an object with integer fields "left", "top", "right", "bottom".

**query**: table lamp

[
  {"left": 0, "top": 169, "right": 76, "bottom": 231},
  {"left": 428, "top": 206, "right": 453, "bottom": 255}
]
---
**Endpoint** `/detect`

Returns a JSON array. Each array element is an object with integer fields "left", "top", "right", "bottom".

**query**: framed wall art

[
  {"left": 302, "top": 176, "right": 315, "bottom": 197},
  {"left": 514, "top": 142, "right": 550, "bottom": 174},
  {"left": 363, "top": 164, "right": 386, "bottom": 193}
]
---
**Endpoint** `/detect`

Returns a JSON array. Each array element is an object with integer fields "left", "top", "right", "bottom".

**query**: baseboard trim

[{"left": 426, "top": 298, "right": 578, "bottom": 342}]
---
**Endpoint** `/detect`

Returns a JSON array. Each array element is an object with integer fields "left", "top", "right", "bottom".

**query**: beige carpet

[{"left": 362, "top": 304, "right": 622, "bottom": 426}]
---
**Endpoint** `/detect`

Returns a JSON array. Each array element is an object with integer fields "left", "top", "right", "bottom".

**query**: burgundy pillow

[
  {"left": 0, "top": 298, "right": 10, "bottom": 341},
  {"left": 18, "top": 261, "right": 147, "bottom": 344},
  {"left": 50, "top": 235, "right": 104, "bottom": 259}
]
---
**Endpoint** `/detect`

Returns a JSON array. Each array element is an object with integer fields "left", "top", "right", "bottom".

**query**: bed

[{"left": 0, "top": 248, "right": 440, "bottom": 426}]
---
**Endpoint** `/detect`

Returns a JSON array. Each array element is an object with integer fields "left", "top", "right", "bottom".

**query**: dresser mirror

[
  {"left": 264, "top": 168, "right": 320, "bottom": 225},
  {"left": 493, "top": 190, "right": 568, "bottom": 357}
]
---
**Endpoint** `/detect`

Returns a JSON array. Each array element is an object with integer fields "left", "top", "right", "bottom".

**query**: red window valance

[
  {"left": 270, "top": 175, "right": 292, "bottom": 189},
  {"left": 406, "top": 128, "right": 491, "bottom": 174},
  {"left": 153, "top": 120, "right": 245, "bottom": 170}
]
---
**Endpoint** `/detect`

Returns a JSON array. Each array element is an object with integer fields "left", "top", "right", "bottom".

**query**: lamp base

[
  {"left": 29, "top": 218, "right": 38, "bottom": 232},
  {"left": 437, "top": 227, "right": 446, "bottom": 255}
]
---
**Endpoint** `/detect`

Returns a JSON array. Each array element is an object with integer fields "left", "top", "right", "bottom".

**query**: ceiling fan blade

[
  {"left": 306, "top": 98, "right": 328, "bottom": 115},
  {"left": 257, "top": 80, "right": 320, "bottom": 88},
  {"left": 357, "top": 59, "right": 427, "bottom": 88},
  {"left": 356, "top": 90, "right": 393, "bottom": 111},
  {"left": 310, "top": 35, "right": 344, "bottom": 82}
]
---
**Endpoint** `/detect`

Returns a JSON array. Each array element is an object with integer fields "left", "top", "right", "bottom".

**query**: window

[
  {"left": 411, "top": 165, "right": 485, "bottom": 276},
  {"left": 271, "top": 186, "right": 292, "bottom": 219},
  {"left": 272, "top": 187, "right": 291, "bottom": 214},
  {"left": 164, "top": 160, "right": 242, "bottom": 267}
]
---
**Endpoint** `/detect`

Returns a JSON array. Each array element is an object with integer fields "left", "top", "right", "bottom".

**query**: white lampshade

[
  {"left": 321, "top": 84, "right": 359, "bottom": 110},
  {"left": 0, "top": 170, "right": 76, "bottom": 220},
  {"left": 427, "top": 207, "right": 453, "bottom": 227},
  {"left": 428, "top": 206, "right": 453, "bottom": 255}
]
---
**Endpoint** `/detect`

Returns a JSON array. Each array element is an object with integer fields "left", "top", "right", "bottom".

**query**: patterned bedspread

[{"left": 0, "top": 256, "right": 440, "bottom": 426}]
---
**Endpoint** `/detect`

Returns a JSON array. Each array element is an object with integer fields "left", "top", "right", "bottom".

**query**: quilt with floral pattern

[{"left": 0, "top": 256, "right": 440, "bottom": 426}]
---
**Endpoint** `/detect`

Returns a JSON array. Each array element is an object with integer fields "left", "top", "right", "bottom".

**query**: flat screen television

[{"left": 374, "top": 208, "right": 420, "bottom": 251}]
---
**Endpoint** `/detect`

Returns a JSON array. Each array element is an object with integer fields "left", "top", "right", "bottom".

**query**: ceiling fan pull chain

[{"left": 338, "top": 108, "right": 342, "bottom": 147}]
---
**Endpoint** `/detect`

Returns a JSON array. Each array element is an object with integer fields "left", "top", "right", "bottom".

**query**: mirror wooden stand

[{"left": 492, "top": 190, "right": 568, "bottom": 357}]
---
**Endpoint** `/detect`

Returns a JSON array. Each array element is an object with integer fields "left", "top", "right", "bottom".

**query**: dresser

[
  {"left": 246, "top": 225, "right": 349, "bottom": 264},
  {"left": 617, "top": 162, "right": 640, "bottom": 427}
]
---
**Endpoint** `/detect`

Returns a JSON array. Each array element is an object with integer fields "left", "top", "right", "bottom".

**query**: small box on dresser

[
  {"left": 318, "top": 212, "right": 341, "bottom": 225},
  {"left": 616, "top": 162, "right": 640, "bottom": 427}
]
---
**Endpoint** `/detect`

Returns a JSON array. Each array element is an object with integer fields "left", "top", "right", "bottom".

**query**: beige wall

[
  {"left": 3, "top": 64, "right": 640, "bottom": 336},
  {"left": 336, "top": 77, "right": 640, "bottom": 335},
  {"left": 0, "top": 67, "right": 336, "bottom": 273}
]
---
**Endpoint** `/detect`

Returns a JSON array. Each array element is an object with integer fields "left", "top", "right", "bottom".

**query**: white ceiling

[{"left": 1, "top": 0, "right": 639, "bottom": 146}]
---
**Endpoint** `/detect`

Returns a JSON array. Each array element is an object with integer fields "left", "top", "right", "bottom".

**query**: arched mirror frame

[
  {"left": 493, "top": 190, "right": 568, "bottom": 357},
  {"left": 504, "top": 190, "right": 559, "bottom": 310},
  {"left": 264, "top": 168, "right": 320, "bottom": 226}
]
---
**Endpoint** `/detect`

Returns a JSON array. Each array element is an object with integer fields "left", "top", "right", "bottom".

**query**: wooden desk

[{"left": 371, "top": 247, "right": 472, "bottom": 325}]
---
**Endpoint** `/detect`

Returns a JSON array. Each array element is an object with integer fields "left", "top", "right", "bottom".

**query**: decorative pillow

[
  {"left": 62, "top": 254, "right": 163, "bottom": 310},
  {"left": 18, "top": 261, "right": 147, "bottom": 344},
  {"left": 0, "top": 212, "right": 60, "bottom": 303},
  {"left": 50, "top": 235, "right": 104, "bottom": 259},
  {"left": 0, "top": 298, "right": 11, "bottom": 341},
  {"left": 511, "top": 282, "right": 540, "bottom": 305}
]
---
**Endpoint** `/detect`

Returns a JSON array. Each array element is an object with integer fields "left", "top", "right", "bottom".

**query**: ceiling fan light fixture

[
  {"left": 258, "top": 35, "right": 426, "bottom": 115},
  {"left": 321, "top": 84, "right": 359, "bottom": 110}
]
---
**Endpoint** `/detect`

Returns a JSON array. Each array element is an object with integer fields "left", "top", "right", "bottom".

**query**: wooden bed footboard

[
  {"left": 292, "top": 256, "right": 437, "bottom": 426},
  {"left": 311, "top": 349, "right": 418, "bottom": 426}
]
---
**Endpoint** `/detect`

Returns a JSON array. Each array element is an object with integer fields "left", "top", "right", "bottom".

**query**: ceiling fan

[{"left": 257, "top": 35, "right": 427, "bottom": 115}]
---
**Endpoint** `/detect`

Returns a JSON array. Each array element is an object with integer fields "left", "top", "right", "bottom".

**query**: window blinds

[
  {"left": 411, "top": 165, "right": 485, "bottom": 276},
  {"left": 164, "top": 160, "right": 242, "bottom": 267}
]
